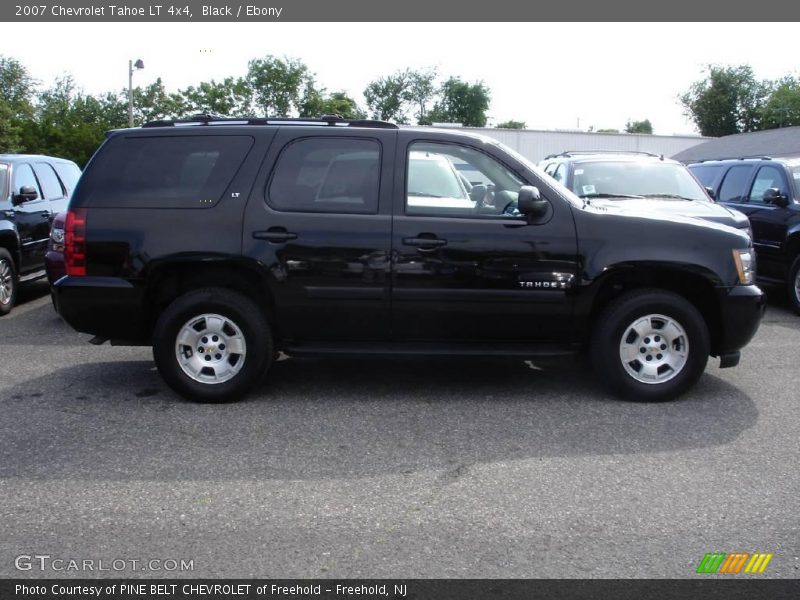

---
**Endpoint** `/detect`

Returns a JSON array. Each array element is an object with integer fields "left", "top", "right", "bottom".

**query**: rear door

[
  {"left": 390, "top": 132, "right": 578, "bottom": 344},
  {"left": 242, "top": 127, "right": 396, "bottom": 342},
  {"left": 33, "top": 161, "right": 70, "bottom": 221}
]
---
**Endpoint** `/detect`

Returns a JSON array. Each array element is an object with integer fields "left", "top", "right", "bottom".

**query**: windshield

[
  {"left": 0, "top": 164, "right": 7, "bottom": 199},
  {"left": 572, "top": 161, "right": 707, "bottom": 201}
]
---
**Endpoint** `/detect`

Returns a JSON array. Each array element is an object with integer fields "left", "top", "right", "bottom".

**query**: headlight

[{"left": 732, "top": 248, "right": 754, "bottom": 284}]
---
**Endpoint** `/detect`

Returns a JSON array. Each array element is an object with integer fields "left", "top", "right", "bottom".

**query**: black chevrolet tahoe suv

[
  {"left": 52, "top": 116, "right": 765, "bottom": 403},
  {"left": 687, "top": 157, "right": 800, "bottom": 314},
  {"left": 0, "top": 154, "right": 82, "bottom": 315}
]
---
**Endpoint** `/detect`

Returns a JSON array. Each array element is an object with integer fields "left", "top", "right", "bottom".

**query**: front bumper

[
  {"left": 53, "top": 276, "right": 147, "bottom": 342},
  {"left": 714, "top": 284, "right": 766, "bottom": 360}
]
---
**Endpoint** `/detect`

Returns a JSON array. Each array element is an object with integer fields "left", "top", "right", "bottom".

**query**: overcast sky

[{"left": 2, "top": 22, "right": 798, "bottom": 136}]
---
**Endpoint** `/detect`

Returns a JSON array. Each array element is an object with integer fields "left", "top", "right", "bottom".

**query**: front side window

[
  {"left": 748, "top": 165, "right": 787, "bottom": 204},
  {"left": 12, "top": 164, "right": 41, "bottom": 199},
  {"left": 406, "top": 142, "right": 524, "bottom": 217},
  {"left": 80, "top": 135, "right": 254, "bottom": 208},
  {"left": 268, "top": 138, "right": 380, "bottom": 214}
]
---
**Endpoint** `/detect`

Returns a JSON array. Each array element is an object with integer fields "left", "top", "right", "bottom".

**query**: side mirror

[
  {"left": 705, "top": 186, "right": 716, "bottom": 200},
  {"left": 13, "top": 185, "right": 38, "bottom": 205},
  {"left": 517, "top": 185, "right": 549, "bottom": 218},
  {"left": 763, "top": 188, "right": 789, "bottom": 207}
]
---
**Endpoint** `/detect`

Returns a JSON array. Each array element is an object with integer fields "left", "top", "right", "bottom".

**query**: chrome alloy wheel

[
  {"left": 174, "top": 313, "right": 247, "bottom": 384},
  {"left": 0, "top": 258, "right": 14, "bottom": 306},
  {"left": 618, "top": 313, "right": 689, "bottom": 384}
]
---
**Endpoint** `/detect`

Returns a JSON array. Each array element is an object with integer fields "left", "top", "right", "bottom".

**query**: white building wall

[{"left": 462, "top": 128, "right": 710, "bottom": 164}]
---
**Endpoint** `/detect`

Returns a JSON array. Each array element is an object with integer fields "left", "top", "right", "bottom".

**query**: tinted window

[
  {"left": 406, "top": 141, "right": 524, "bottom": 217},
  {"left": 748, "top": 165, "right": 787, "bottom": 204},
  {"left": 34, "top": 163, "right": 66, "bottom": 200},
  {"left": 268, "top": 138, "right": 380, "bottom": 214},
  {"left": 80, "top": 135, "right": 254, "bottom": 208},
  {"left": 718, "top": 165, "right": 754, "bottom": 203},
  {"left": 12, "top": 164, "right": 42, "bottom": 199},
  {"left": 689, "top": 164, "right": 723, "bottom": 188}
]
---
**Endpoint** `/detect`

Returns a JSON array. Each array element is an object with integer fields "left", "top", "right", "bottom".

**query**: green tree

[
  {"left": 300, "top": 86, "right": 364, "bottom": 119},
  {"left": 760, "top": 75, "right": 800, "bottom": 129},
  {"left": 680, "top": 65, "right": 771, "bottom": 136},
  {"left": 495, "top": 120, "right": 526, "bottom": 129},
  {"left": 0, "top": 56, "right": 36, "bottom": 152},
  {"left": 179, "top": 77, "right": 251, "bottom": 118},
  {"left": 364, "top": 71, "right": 410, "bottom": 123},
  {"left": 625, "top": 119, "right": 653, "bottom": 134},
  {"left": 26, "top": 76, "right": 126, "bottom": 166},
  {"left": 405, "top": 68, "right": 437, "bottom": 124},
  {"left": 246, "top": 55, "right": 311, "bottom": 117},
  {"left": 427, "top": 77, "right": 491, "bottom": 127}
]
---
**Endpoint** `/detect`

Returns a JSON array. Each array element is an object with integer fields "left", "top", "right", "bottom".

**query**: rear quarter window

[{"left": 78, "top": 135, "right": 254, "bottom": 208}]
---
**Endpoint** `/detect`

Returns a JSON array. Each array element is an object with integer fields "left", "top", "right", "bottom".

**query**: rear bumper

[
  {"left": 53, "top": 276, "right": 147, "bottom": 342},
  {"left": 714, "top": 284, "right": 765, "bottom": 359}
]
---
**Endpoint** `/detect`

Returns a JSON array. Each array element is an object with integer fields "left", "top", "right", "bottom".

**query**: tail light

[{"left": 65, "top": 208, "right": 87, "bottom": 276}]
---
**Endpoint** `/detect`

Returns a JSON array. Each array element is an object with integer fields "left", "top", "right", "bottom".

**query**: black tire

[
  {"left": 0, "top": 249, "right": 19, "bottom": 316},
  {"left": 590, "top": 289, "right": 710, "bottom": 402},
  {"left": 152, "top": 288, "right": 273, "bottom": 403},
  {"left": 788, "top": 255, "right": 800, "bottom": 315}
]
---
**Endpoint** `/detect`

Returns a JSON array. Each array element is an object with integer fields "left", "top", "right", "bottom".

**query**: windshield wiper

[
  {"left": 408, "top": 192, "right": 445, "bottom": 198},
  {"left": 639, "top": 194, "right": 698, "bottom": 201},
  {"left": 579, "top": 193, "right": 644, "bottom": 199}
]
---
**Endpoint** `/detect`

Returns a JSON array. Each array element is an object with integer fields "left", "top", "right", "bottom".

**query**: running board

[
  {"left": 19, "top": 269, "right": 46, "bottom": 283},
  {"left": 282, "top": 341, "right": 578, "bottom": 359}
]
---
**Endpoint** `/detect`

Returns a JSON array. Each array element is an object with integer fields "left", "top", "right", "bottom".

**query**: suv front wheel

[
  {"left": 0, "top": 249, "right": 18, "bottom": 316},
  {"left": 152, "top": 288, "right": 273, "bottom": 402},
  {"left": 591, "top": 289, "right": 709, "bottom": 401}
]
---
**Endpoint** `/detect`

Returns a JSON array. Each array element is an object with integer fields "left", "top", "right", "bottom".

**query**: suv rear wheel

[
  {"left": 152, "top": 288, "right": 273, "bottom": 402},
  {"left": 0, "top": 249, "right": 18, "bottom": 316},
  {"left": 591, "top": 289, "right": 709, "bottom": 401}
]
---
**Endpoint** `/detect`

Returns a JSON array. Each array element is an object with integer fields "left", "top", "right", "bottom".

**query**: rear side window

[
  {"left": 79, "top": 135, "right": 253, "bottom": 208},
  {"left": 53, "top": 162, "right": 82, "bottom": 195},
  {"left": 718, "top": 165, "right": 754, "bottom": 203},
  {"left": 34, "top": 163, "right": 66, "bottom": 200},
  {"left": 267, "top": 138, "right": 380, "bottom": 214}
]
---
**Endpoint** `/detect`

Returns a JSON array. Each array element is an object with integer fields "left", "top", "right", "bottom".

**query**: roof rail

[
  {"left": 142, "top": 114, "right": 399, "bottom": 129},
  {"left": 543, "top": 150, "right": 660, "bottom": 160},
  {"left": 691, "top": 155, "right": 773, "bottom": 163}
]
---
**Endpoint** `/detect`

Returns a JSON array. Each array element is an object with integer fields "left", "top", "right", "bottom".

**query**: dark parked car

[
  {"left": 0, "top": 154, "right": 82, "bottom": 314},
  {"left": 52, "top": 116, "right": 764, "bottom": 403},
  {"left": 687, "top": 157, "right": 800, "bottom": 314},
  {"left": 539, "top": 151, "right": 751, "bottom": 234}
]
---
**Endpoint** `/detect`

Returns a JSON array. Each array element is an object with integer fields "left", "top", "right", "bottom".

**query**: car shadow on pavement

[{"left": 0, "top": 356, "right": 757, "bottom": 482}]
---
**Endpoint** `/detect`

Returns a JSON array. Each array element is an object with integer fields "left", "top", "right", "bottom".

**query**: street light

[{"left": 128, "top": 58, "right": 144, "bottom": 128}]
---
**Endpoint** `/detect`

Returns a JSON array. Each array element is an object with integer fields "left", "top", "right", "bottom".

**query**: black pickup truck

[{"left": 51, "top": 116, "right": 765, "bottom": 403}]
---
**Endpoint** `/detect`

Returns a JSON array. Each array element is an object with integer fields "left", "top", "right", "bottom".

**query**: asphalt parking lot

[{"left": 1, "top": 281, "right": 798, "bottom": 579}]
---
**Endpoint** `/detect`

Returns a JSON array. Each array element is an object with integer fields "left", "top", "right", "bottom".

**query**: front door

[
  {"left": 390, "top": 135, "right": 578, "bottom": 344},
  {"left": 10, "top": 162, "right": 50, "bottom": 272}
]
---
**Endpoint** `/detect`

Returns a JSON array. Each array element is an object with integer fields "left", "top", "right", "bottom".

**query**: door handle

[
  {"left": 403, "top": 236, "right": 447, "bottom": 251},
  {"left": 403, "top": 238, "right": 447, "bottom": 248},
  {"left": 253, "top": 228, "right": 297, "bottom": 243}
]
